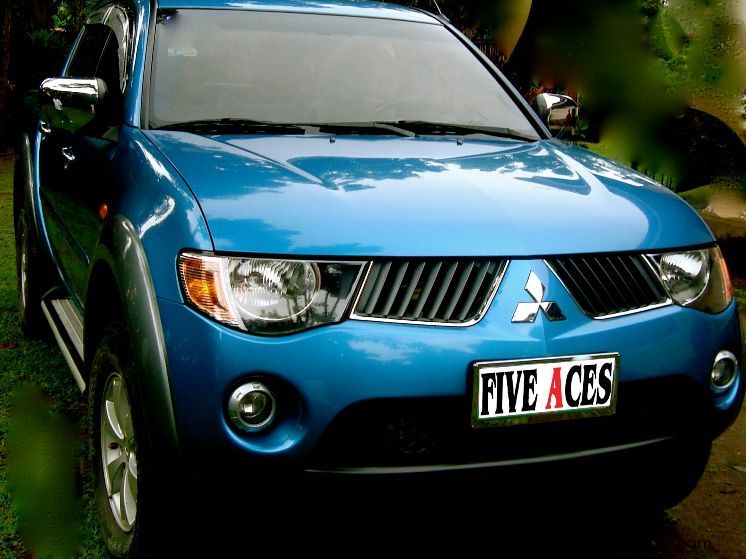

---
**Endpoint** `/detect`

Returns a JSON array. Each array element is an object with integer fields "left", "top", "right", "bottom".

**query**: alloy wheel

[{"left": 100, "top": 372, "right": 138, "bottom": 532}]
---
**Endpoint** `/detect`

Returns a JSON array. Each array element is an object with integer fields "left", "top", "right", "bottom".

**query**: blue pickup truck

[{"left": 14, "top": 0, "right": 743, "bottom": 556}]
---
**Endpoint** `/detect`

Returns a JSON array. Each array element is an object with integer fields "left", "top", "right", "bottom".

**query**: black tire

[
  {"left": 619, "top": 438, "right": 712, "bottom": 513},
  {"left": 652, "top": 438, "right": 712, "bottom": 509},
  {"left": 15, "top": 204, "right": 48, "bottom": 338},
  {"left": 89, "top": 322, "right": 170, "bottom": 558}
]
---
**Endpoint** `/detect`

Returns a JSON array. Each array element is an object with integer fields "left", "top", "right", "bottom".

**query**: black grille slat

[
  {"left": 456, "top": 261, "right": 491, "bottom": 321},
  {"left": 594, "top": 257, "right": 626, "bottom": 310},
  {"left": 442, "top": 262, "right": 474, "bottom": 321},
  {"left": 380, "top": 262, "right": 409, "bottom": 316},
  {"left": 589, "top": 256, "right": 618, "bottom": 313},
  {"left": 548, "top": 253, "right": 668, "bottom": 318},
  {"left": 426, "top": 262, "right": 459, "bottom": 319},
  {"left": 574, "top": 258, "right": 607, "bottom": 315},
  {"left": 605, "top": 256, "right": 636, "bottom": 309},
  {"left": 355, "top": 263, "right": 380, "bottom": 313},
  {"left": 630, "top": 256, "right": 666, "bottom": 301},
  {"left": 393, "top": 261, "right": 425, "bottom": 318},
  {"left": 565, "top": 258, "right": 601, "bottom": 316},
  {"left": 468, "top": 262, "right": 501, "bottom": 318},
  {"left": 354, "top": 259, "right": 505, "bottom": 324},
  {"left": 363, "top": 261, "right": 391, "bottom": 314},
  {"left": 555, "top": 259, "right": 590, "bottom": 312},
  {"left": 411, "top": 262, "right": 442, "bottom": 318},
  {"left": 618, "top": 256, "right": 649, "bottom": 304}
]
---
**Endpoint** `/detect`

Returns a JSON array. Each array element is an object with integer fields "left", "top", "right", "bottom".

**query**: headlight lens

[
  {"left": 179, "top": 253, "right": 365, "bottom": 335},
  {"left": 654, "top": 246, "right": 733, "bottom": 313},
  {"left": 228, "top": 259, "right": 320, "bottom": 321},
  {"left": 658, "top": 249, "right": 710, "bottom": 306}
]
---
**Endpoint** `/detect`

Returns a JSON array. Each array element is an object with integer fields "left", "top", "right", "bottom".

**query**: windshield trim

[
  {"left": 154, "top": 1, "right": 440, "bottom": 24},
  {"left": 439, "top": 20, "right": 550, "bottom": 140}
]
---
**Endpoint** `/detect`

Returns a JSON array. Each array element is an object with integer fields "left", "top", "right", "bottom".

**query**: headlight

[
  {"left": 653, "top": 246, "right": 733, "bottom": 313},
  {"left": 178, "top": 252, "right": 366, "bottom": 335}
]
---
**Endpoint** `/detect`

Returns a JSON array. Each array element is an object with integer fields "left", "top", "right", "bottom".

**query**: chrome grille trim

[
  {"left": 351, "top": 259, "right": 508, "bottom": 326},
  {"left": 545, "top": 254, "right": 671, "bottom": 319}
]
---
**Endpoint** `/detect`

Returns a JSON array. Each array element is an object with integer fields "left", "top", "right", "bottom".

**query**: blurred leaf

[
  {"left": 6, "top": 383, "right": 83, "bottom": 558},
  {"left": 662, "top": 13, "right": 687, "bottom": 56}
]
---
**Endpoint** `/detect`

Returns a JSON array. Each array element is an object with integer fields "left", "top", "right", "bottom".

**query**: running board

[{"left": 41, "top": 298, "right": 86, "bottom": 393}]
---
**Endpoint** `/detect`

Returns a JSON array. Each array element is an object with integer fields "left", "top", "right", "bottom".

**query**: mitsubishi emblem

[{"left": 512, "top": 271, "right": 566, "bottom": 323}]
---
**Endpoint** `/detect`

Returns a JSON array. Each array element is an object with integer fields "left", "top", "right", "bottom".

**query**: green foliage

[
  {"left": 53, "top": 1, "right": 78, "bottom": 29},
  {"left": 53, "top": 0, "right": 101, "bottom": 33},
  {"left": 499, "top": 0, "right": 745, "bottom": 189},
  {"left": 26, "top": 28, "right": 68, "bottom": 51},
  {"left": 661, "top": 13, "right": 688, "bottom": 58},
  {"left": 0, "top": 156, "right": 106, "bottom": 558},
  {"left": 640, "top": 0, "right": 666, "bottom": 17}
]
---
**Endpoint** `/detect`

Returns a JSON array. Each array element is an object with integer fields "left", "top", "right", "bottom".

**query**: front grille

[
  {"left": 352, "top": 259, "right": 507, "bottom": 325},
  {"left": 546, "top": 254, "right": 669, "bottom": 318},
  {"left": 310, "top": 378, "right": 705, "bottom": 469}
]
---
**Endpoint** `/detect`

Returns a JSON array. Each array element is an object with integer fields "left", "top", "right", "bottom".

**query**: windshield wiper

[
  {"left": 155, "top": 119, "right": 531, "bottom": 140},
  {"left": 385, "top": 121, "right": 539, "bottom": 142},
  {"left": 154, "top": 118, "right": 308, "bottom": 135},
  {"left": 312, "top": 122, "right": 415, "bottom": 137}
]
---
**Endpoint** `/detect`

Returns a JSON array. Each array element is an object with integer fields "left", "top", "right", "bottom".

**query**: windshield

[{"left": 149, "top": 9, "right": 539, "bottom": 139}]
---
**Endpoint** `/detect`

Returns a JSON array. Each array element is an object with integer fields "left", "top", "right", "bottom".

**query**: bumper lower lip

[{"left": 304, "top": 436, "right": 674, "bottom": 475}]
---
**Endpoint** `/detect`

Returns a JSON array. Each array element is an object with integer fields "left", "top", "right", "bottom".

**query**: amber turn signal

[{"left": 178, "top": 254, "right": 240, "bottom": 326}]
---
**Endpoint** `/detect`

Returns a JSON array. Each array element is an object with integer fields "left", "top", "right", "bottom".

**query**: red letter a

[{"left": 545, "top": 367, "right": 563, "bottom": 409}]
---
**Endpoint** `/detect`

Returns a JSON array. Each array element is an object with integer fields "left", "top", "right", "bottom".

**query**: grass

[{"left": 0, "top": 153, "right": 106, "bottom": 558}]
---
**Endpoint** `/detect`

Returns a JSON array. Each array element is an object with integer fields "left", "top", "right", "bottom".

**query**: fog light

[
  {"left": 711, "top": 351, "right": 738, "bottom": 391},
  {"left": 228, "top": 382, "right": 276, "bottom": 432}
]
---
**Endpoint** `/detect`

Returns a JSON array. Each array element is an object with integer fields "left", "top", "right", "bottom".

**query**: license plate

[{"left": 472, "top": 353, "right": 619, "bottom": 427}]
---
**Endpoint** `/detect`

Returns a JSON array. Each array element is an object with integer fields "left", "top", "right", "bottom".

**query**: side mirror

[
  {"left": 533, "top": 93, "right": 578, "bottom": 135},
  {"left": 40, "top": 77, "right": 109, "bottom": 134}
]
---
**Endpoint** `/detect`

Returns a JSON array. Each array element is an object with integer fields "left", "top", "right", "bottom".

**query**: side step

[{"left": 41, "top": 297, "right": 86, "bottom": 393}]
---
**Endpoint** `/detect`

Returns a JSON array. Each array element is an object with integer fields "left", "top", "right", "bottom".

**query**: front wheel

[
  {"left": 89, "top": 322, "right": 166, "bottom": 558},
  {"left": 650, "top": 438, "right": 712, "bottom": 509},
  {"left": 619, "top": 438, "right": 712, "bottom": 514},
  {"left": 98, "top": 371, "right": 139, "bottom": 534}
]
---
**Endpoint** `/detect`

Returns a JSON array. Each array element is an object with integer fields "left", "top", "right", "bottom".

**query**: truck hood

[{"left": 145, "top": 131, "right": 712, "bottom": 257}]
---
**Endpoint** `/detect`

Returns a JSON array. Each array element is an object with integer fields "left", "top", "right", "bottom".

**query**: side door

[{"left": 38, "top": 6, "right": 134, "bottom": 306}]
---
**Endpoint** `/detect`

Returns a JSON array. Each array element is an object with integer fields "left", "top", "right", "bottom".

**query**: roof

[{"left": 153, "top": 0, "right": 439, "bottom": 23}]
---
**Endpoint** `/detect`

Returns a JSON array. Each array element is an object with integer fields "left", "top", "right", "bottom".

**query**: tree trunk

[
  {"left": 28, "top": 0, "right": 53, "bottom": 31},
  {"left": 72, "top": 0, "right": 88, "bottom": 32},
  {"left": 0, "top": 0, "right": 13, "bottom": 149}
]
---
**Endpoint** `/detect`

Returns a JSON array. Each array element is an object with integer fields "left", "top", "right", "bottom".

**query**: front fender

[
  {"left": 84, "top": 126, "right": 215, "bottom": 461},
  {"left": 88, "top": 216, "right": 179, "bottom": 458}
]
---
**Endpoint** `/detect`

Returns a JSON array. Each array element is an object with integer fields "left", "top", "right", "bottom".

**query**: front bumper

[{"left": 157, "top": 259, "right": 743, "bottom": 472}]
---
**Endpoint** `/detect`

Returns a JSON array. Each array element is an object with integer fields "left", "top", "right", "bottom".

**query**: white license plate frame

[{"left": 471, "top": 353, "right": 620, "bottom": 428}]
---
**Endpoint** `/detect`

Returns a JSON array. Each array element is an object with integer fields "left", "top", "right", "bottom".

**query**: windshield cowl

[{"left": 153, "top": 119, "right": 539, "bottom": 142}]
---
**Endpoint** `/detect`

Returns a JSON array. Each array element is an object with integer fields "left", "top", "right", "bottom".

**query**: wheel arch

[
  {"left": 13, "top": 133, "right": 38, "bottom": 235},
  {"left": 85, "top": 260, "right": 124, "bottom": 369},
  {"left": 86, "top": 214, "right": 181, "bottom": 458}
]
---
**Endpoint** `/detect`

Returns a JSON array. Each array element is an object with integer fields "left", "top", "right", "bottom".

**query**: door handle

[{"left": 61, "top": 146, "right": 76, "bottom": 162}]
